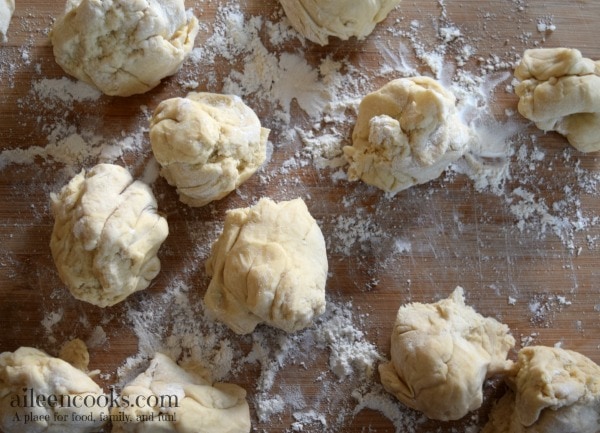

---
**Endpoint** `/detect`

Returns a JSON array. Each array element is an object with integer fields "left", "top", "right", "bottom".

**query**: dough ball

[
  {"left": 514, "top": 48, "right": 600, "bottom": 153},
  {"left": 343, "top": 76, "right": 473, "bottom": 195},
  {"left": 112, "top": 353, "right": 250, "bottom": 433},
  {"left": 0, "top": 347, "right": 106, "bottom": 433},
  {"left": 279, "top": 0, "right": 401, "bottom": 46},
  {"left": 50, "top": 163, "right": 169, "bottom": 307},
  {"left": 482, "top": 346, "right": 600, "bottom": 433},
  {"left": 50, "top": 0, "right": 199, "bottom": 96},
  {"left": 59, "top": 339, "right": 90, "bottom": 372},
  {"left": 205, "top": 197, "right": 328, "bottom": 334},
  {"left": 0, "top": 0, "right": 15, "bottom": 42},
  {"left": 378, "top": 287, "right": 515, "bottom": 421},
  {"left": 149, "top": 92, "right": 270, "bottom": 207}
]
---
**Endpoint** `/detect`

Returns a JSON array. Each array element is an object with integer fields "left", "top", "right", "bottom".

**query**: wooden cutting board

[{"left": 1, "top": 1, "right": 600, "bottom": 432}]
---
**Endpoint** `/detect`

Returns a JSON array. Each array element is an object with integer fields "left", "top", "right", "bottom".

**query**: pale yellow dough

[
  {"left": 0, "top": 347, "right": 106, "bottom": 433},
  {"left": 378, "top": 287, "right": 515, "bottom": 421},
  {"left": 515, "top": 48, "right": 600, "bottom": 153},
  {"left": 344, "top": 76, "right": 473, "bottom": 195},
  {"left": 279, "top": 0, "right": 401, "bottom": 46},
  {"left": 482, "top": 346, "right": 600, "bottom": 433},
  {"left": 150, "top": 92, "right": 269, "bottom": 207},
  {"left": 112, "top": 353, "right": 250, "bottom": 433},
  {"left": 50, "top": 0, "right": 199, "bottom": 96},
  {"left": 50, "top": 163, "right": 168, "bottom": 307},
  {"left": 0, "top": 0, "right": 14, "bottom": 41},
  {"left": 205, "top": 197, "right": 328, "bottom": 334}
]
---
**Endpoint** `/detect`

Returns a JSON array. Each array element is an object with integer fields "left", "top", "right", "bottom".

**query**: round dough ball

[
  {"left": 205, "top": 197, "right": 328, "bottom": 334},
  {"left": 0, "top": 0, "right": 15, "bottom": 42},
  {"left": 50, "top": 163, "right": 169, "bottom": 307},
  {"left": 343, "top": 76, "right": 473, "bottom": 195},
  {"left": 112, "top": 353, "right": 250, "bottom": 433},
  {"left": 483, "top": 346, "right": 600, "bottom": 433},
  {"left": 514, "top": 48, "right": 600, "bottom": 152},
  {"left": 0, "top": 347, "right": 107, "bottom": 433},
  {"left": 50, "top": 0, "right": 199, "bottom": 96},
  {"left": 149, "top": 92, "right": 270, "bottom": 207},
  {"left": 378, "top": 287, "right": 515, "bottom": 421},
  {"left": 279, "top": 0, "right": 401, "bottom": 46}
]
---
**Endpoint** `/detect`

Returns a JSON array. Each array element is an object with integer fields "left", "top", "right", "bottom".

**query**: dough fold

[
  {"left": 0, "top": 0, "right": 15, "bottom": 41},
  {"left": 514, "top": 48, "right": 600, "bottom": 152},
  {"left": 205, "top": 197, "right": 328, "bottom": 334},
  {"left": 112, "top": 353, "right": 250, "bottom": 433},
  {"left": 50, "top": 163, "right": 168, "bottom": 307},
  {"left": 150, "top": 92, "right": 269, "bottom": 207},
  {"left": 378, "top": 287, "right": 515, "bottom": 421},
  {"left": 279, "top": 0, "right": 401, "bottom": 45},
  {"left": 344, "top": 76, "right": 473, "bottom": 194},
  {"left": 51, "top": 0, "right": 199, "bottom": 96},
  {"left": 0, "top": 347, "right": 106, "bottom": 433},
  {"left": 482, "top": 346, "right": 600, "bottom": 433}
]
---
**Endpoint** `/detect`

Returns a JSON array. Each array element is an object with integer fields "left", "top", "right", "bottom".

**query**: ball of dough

[
  {"left": 112, "top": 353, "right": 251, "bottom": 433},
  {"left": 149, "top": 92, "right": 270, "bottom": 207},
  {"left": 514, "top": 48, "right": 600, "bottom": 153},
  {"left": 50, "top": 163, "right": 169, "bottom": 307},
  {"left": 343, "top": 76, "right": 473, "bottom": 195},
  {"left": 0, "top": 0, "right": 15, "bottom": 42},
  {"left": 378, "top": 287, "right": 515, "bottom": 421},
  {"left": 0, "top": 347, "right": 107, "bottom": 433},
  {"left": 482, "top": 346, "right": 600, "bottom": 433},
  {"left": 279, "top": 0, "right": 401, "bottom": 46},
  {"left": 205, "top": 197, "right": 328, "bottom": 335},
  {"left": 50, "top": 0, "right": 199, "bottom": 96}
]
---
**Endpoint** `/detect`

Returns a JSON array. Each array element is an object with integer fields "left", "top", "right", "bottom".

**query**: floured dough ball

[
  {"left": 149, "top": 92, "right": 270, "bottom": 207},
  {"left": 205, "top": 197, "right": 328, "bottom": 334},
  {"left": 0, "top": 347, "right": 106, "bottom": 433},
  {"left": 112, "top": 353, "right": 250, "bottom": 433},
  {"left": 50, "top": 163, "right": 169, "bottom": 307},
  {"left": 343, "top": 76, "right": 473, "bottom": 195},
  {"left": 279, "top": 0, "right": 401, "bottom": 46},
  {"left": 482, "top": 346, "right": 600, "bottom": 433},
  {"left": 0, "top": 0, "right": 15, "bottom": 42},
  {"left": 378, "top": 287, "right": 515, "bottom": 421},
  {"left": 50, "top": 0, "right": 199, "bottom": 96},
  {"left": 514, "top": 48, "right": 600, "bottom": 153}
]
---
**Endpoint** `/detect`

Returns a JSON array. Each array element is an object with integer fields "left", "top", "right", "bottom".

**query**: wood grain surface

[{"left": 1, "top": 0, "right": 600, "bottom": 432}]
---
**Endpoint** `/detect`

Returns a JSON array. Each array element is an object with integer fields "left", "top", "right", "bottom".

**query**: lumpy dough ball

[
  {"left": 482, "top": 346, "right": 600, "bottom": 433},
  {"left": 514, "top": 48, "right": 600, "bottom": 153},
  {"left": 0, "top": 347, "right": 107, "bottom": 433},
  {"left": 279, "top": 0, "right": 401, "bottom": 46},
  {"left": 50, "top": 0, "right": 199, "bottom": 96},
  {"left": 112, "top": 353, "right": 251, "bottom": 433},
  {"left": 149, "top": 92, "right": 270, "bottom": 207},
  {"left": 205, "top": 197, "right": 328, "bottom": 335},
  {"left": 0, "top": 0, "right": 15, "bottom": 42},
  {"left": 378, "top": 287, "right": 515, "bottom": 421},
  {"left": 50, "top": 163, "right": 169, "bottom": 307},
  {"left": 343, "top": 76, "right": 473, "bottom": 195}
]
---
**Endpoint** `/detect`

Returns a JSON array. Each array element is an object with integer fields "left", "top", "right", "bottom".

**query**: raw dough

[
  {"left": 482, "top": 346, "right": 600, "bottom": 433},
  {"left": 0, "top": 0, "right": 14, "bottom": 42},
  {"left": 378, "top": 287, "right": 515, "bottom": 421},
  {"left": 50, "top": 163, "right": 169, "bottom": 307},
  {"left": 150, "top": 92, "right": 270, "bottom": 207},
  {"left": 279, "top": 0, "right": 401, "bottom": 46},
  {"left": 514, "top": 48, "right": 600, "bottom": 153},
  {"left": 205, "top": 197, "right": 328, "bottom": 334},
  {"left": 0, "top": 347, "right": 106, "bottom": 433},
  {"left": 50, "top": 0, "right": 199, "bottom": 96},
  {"left": 112, "top": 353, "right": 250, "bottom": 433},
  {"left": 343, "top": 76, "right": 473, "bottom": 195}
]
